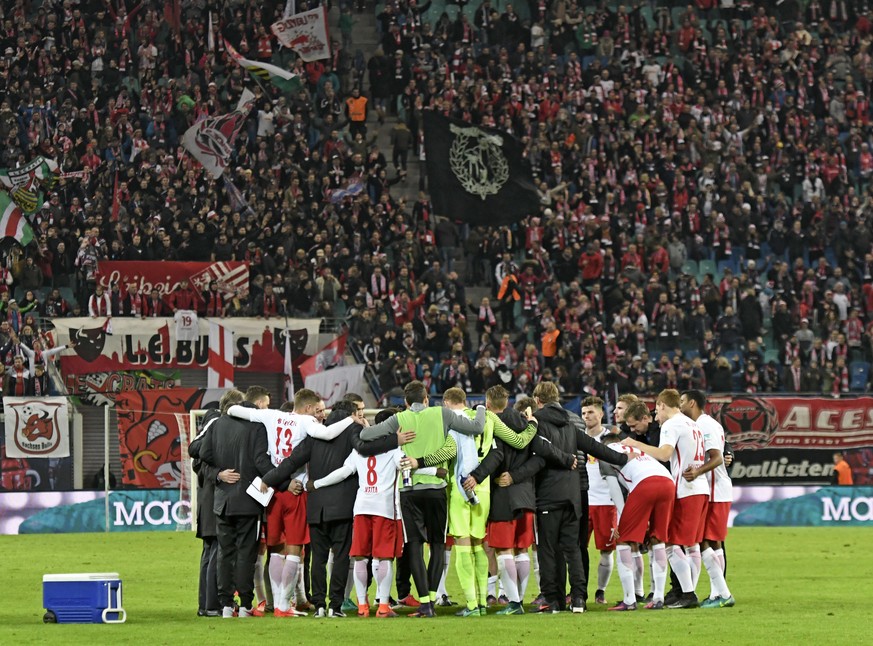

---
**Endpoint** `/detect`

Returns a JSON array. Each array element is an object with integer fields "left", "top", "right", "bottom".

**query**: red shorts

[
  {"left": 266, "top": 490, "right": 310, "bottom": 547},
  {"left": 668, "top": 494, "right": 708, "bottom": 546},
  {"left": 703, "top": 501, "right": 731, "bottom": 542},
  {"left": 617, "top": 477, "right": 675, "bottom": 545},
  {"left": 445, "top": 536, "right": 455, "bottom": 549},
  {"left": 486, "top": 511, "right": 536, "bottom": 550},
  {"left": 350, "top": 514, "right": 404, "bottom": 559},
  {"left": 587, "top": 505, "right": 618, "bottom": 551}
]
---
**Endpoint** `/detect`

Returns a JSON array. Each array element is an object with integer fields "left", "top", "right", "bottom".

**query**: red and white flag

[
  {"left": 271, "top": 6, "right": 331, "bottom": 62},
  {"left": 207, "top": 321, "right": 234, "bottom": 388},
  {"left": 299, "top": 332, "right": 347, "bottom": 379}
]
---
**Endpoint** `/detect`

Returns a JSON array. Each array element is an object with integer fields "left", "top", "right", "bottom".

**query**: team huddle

[{"left": 189, "top": 380, "right": 734, "bottom": 619}]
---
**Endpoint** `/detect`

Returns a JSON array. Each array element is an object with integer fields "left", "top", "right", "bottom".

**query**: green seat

[
  {"left": 681, "top": 260, "right": 698, "bottom": 276},
  {"left": 698, "top": 259, "right": 717, "bottom": 279},
  {"left": 764, "top": 349, "right": 781, "bottom": 365}
]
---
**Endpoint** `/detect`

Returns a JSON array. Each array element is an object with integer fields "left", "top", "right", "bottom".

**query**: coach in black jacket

[
  {"left": 262, "top": 400, "right": 398, "bottom": 616},
  {"left": 189, "top": 407, "right": 222, "bottom": 617},
  {"left": 195, "top": 397, "right": 273, "bottom": 616},
  {"left": 530, "top": 382, "right": 629, "bottom": 613}
]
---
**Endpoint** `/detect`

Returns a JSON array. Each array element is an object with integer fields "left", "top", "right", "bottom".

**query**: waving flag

[
  {"left": 0, "top": 192, "right": 35, "bottom": 246},
  {"left": 271, "top": 6, "right": 331, "bottom": 62},
  {"left": 181, "top": 89, "right": 254, "bottom": 179},
  {"left": 0, "top": 156, "right": 59, "bottom": 215},
  {"left": 299, "top": 332, "right": 347, "bottom": 379},
  {"left": 207, "top": 321, "right": 234, "bottom": 388},
  {"left": 224, "top": 38, "right": 302, "bottom": 94}
]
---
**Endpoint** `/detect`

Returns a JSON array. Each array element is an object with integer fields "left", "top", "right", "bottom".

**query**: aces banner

[
  {"left": 116, "top": 388, "right": 225, "bottom": 489},
  {"left": 96, "top": 260, "right": 250, "bottom": 304},
  {"left": 271, "top": 6, "right": 331, "bottom": 62},
  {"left": 49, "top": 316, "right": 322, "bottom": 375},
  {"left": 3, "top": 397, "right": 70, "bottom": 459}
]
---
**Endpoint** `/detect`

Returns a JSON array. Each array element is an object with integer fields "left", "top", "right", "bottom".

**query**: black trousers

[
  {"left": 216, "top": 514, "right": 260, "bottom": 609},
  {"left": 537, "top": 504, "right": 585, "bottom": 609},
  {"left": 395, "top": 549, "right": 412, "bottom": 599},
  {"left": 198, "top": 536, "right": 219, "bottom": 612},
  {"left": 578, "top": 495, "right": 590, "bottom": 599},
  {"left": 309, "top": 519, "right": 353, "bottom": 612}
]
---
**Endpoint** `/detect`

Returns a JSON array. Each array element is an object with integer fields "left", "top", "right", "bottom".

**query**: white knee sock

[
  {"left": 714, "top": 548, "right": 726, "bottom": 574},
  {"left": 687, "top": 544, "right": 702, "bottom": 590},
  {"left": 702, "top": 547, "right": 731, "bottom": 600},
  {"left": 633, "top": 551, "right": 644, "bottom": 598},
  {"left": 487, "top": 574, "right": 498, "bottom": 598},
  {"left": 437, "top": 549, "right": 451, "bottom": 598},
  {"left": 345, "top": 561, "right": 355, "bottom": 600},
  {"left": 296, "top": 563, "right": 308, "bottom": 604},
  {"left": 648, "top": 547, "right": 656, "bottom": 596},
  {"left": 281, "top": 555, "right": 300, "bottom": 611},
  {"left": 597, "top": 551, "right": 614, "bottom": 591},
  {"left": 515, "top": 553, "right": 531, "bottom": 601},
  {"left": 497, "top": 554, "right": 520, "bottom": 603},
  {"left": 375, "top": 558, "right": 393, "bottom": 606},
  {"left": 269, "top": 553, "right": 285, "bottom": 610},
  {"left": 254, "top": 551, "right": 267, "bottom": 605},
  {"left": 668, "top": 546, "right": 694, "bottom": 593},
  {"left": 353, "top": 559, "right": 369, "bottom": 606},
  {"left": 615, "top": 546, "right": 636, "bottom": 605},
  {"left": 651, "top": 543, "right": 668, "bottom": 602},
  {"left": 532, "top": 550, "right": 540, "bottom": 589}
]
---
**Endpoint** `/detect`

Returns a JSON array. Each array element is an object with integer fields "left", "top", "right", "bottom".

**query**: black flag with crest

[{"left": 423, "top": 112, "right": 541, "bottom": 226}]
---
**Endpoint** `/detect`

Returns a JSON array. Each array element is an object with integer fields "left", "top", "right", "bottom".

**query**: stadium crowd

[{"left": 2, "top": 0, "right": 873, "bottom": 398}]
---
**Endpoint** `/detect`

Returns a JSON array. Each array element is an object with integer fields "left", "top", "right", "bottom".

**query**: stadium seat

[
  {"left": 680, "top": 260, "right": 698, "bottom": 276},
  {"left": 850, "top": 362, "right": 870, "bottom": 392},
  {"left": 717, "top": 259, "right": 736, "bottom": 276},
  {"left": 640, "top": 6, "right": 655, "bottom": 30},
  {"left": 59, "top": 287, "right": 78, "bottom": 308},
  {"left": 684, "top": 349, "right": 699, "bottom": 360},
  {"left": 764, "top": 349, "right": 781, "bottom": 365},
  {"left": 698, "top": 259, "right": 717, "bottom": 279}
]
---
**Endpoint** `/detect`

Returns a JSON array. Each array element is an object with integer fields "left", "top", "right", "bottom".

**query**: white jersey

[
  {"left": 697, "top": 413, "right": 733, "bottom": 503},
  {"left": 343, "top": 448, "right": 404, "bottom": 519},
  {"left": 586, "top": 428, "right": 614, "bottom": 506},
  {"left": 659, "top": 412, "right": 709, "bottom": 499},
  {"left": 174, "top": 310, "right": 199, "bottom": 341},
  {"left": 610, "top": 444, "right": 673, "bottom": 494},
  {"left": 227, "top": 405, "right": 356, "bottom": 485}
]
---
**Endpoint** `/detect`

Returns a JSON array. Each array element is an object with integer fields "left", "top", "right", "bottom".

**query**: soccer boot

[
  {"left": 608, "top": 601, "right": 637, "bottom": 611},
  {"left": 408, "top": 602, "right": 435, "bottom": 618},
  {"left": 571, "top": 597, "right": 587, "bottom": 614},
  {"left": 667, "top": 592, "right": 699, "bottom": 609},
  {"left": 497, "top": 594, "right": 510, "bottom": 605},
  {"left": 455, "top": 606, "right": 481, "bottom": 617},
  {"left": 435, "top": 594, "right": 457, "bottom": 607},
  {"left": 486, "top": 594, "right": 498, "bottom": 607},
  {"left": 376, "top": 605, "right": 399, "bottom": 618},
  {"left": 595, "top": 589, "right": 606, "bottom": 605},
  {"left": 341, "top": 597, "right": 358, "bottom": 612},
  {"left": 398, "top": 595, "right": 421, "bottom": 608},
  {"left": 496, "top": 601, "right": 524, "bottom": 615},
  {"left": 252, "top": 601, "right": 267, "bottom": 617},
  {"left": 357, "top": 604, "right": 371, "bottom": 617},
  {"left": 535, "top": 601, "right": 560, "bottom": 614},
  {"left": 644, "top": 599, "right": 665, "bottom": 610},
  {"left": 238, "top": 606, "right": 254, "bottom": 618},
  {"left": 313, "top": 607, "right": 327, "bottom": 618},
  {"left": 328, "top": 608, "right": 347, "bottom": 618},
  {"left": 273, "top": 608, "right": 298, "bottom": 618}
]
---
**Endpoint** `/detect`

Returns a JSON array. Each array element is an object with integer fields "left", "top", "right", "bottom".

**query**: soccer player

[
  {"left": 465, "top": 387, "right": 539, "bottom": 615},
  {"left": 599, "top": 434, "right": 674, "bottom": 611},
  {"left": 359, "top": 381, "right": 487, "bottom": 617},
  {"left": 679, "top": 390, "right": 735, "bottom": 608},
  {"left": 228, "top": 388, "right": 366, "bottom": 617},
  {"left": 306, "top": 416, "right": 443, "bottom": 618},
  {"left": 623, "top": 388, "right": 709, "bottom": 609},
  {"left": 580, "top": 396, "right": 618, "bottom": 605}
]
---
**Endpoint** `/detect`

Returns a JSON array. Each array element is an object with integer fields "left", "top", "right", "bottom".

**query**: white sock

[
  {"left": 615, "top": 546, "right": 636, "bottom": 605},
  {"left": 714, "top": 548, "right": 726, "bottom": 574},
  {"left": 633, "top": 551, "right": 644, "bottom": 597},
  {"left": 496, "top": 554, "right": 520, "bottom": 603},
  {"left": 269, "top": 553, "right": 285, "bottom": 611},
  {"left": 487, "top": 574, "right": 498, "bottom": 597},
  {"left": 376, "top": 558, "right": 393, "bottom": 605},
  {"left": 597, "top": 551, "right": 614, "bottom": 591},
  {"left": 497, "top": 577, "right": 505, "bottom": 598},
  {"left": 437, "top": 549, "right": 451, "bottom": 598},
  {"left": 296, "top": 563, "right": 308, "bottom": 604},
  {"left": 281, "top": 555, "right": 300, "bottom": 612},
  {"left": 702, "top": 547, "right": 731, "bottom": 599},
  {"left": 668, "top": 546, "right": 694, "bottom": 593},
  {"left": 345, "top": 561, "right": 355, "bottom": 600},
  {"left": 651, "top": 543, "right": 668, "bottom": 602},
  {"left": 515, "top": 553, "right": 531, "bottom": 601},
  {"left": 327, "top": 550, "right": 334, "bottom": 574},
  {"left": 254, "top": 551, "right": 267, "bottom": 605},
  {"left": 687, "top": 544, "right": 702, "bottom": 590},
  {"left": 353, "top": 559, "right": 369, "bottom": 606},
  {"left": 532, "top": 550, "right": 540, "bottom": 589},
  {"left": 648, "top": 548, "right": 656, "bottom": 596}
]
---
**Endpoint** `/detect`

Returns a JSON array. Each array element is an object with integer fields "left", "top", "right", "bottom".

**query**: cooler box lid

[{"left": 43, "top": 573, "right": 121, "bottom": 582}]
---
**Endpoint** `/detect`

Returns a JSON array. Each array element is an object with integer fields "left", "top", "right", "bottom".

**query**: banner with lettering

[
  {"left": 64, "top": 370, "right": 181, "bottom": 406},
  {"left": 271, "top": 6, "right": 331, "bottom": 62},
  {"left": 48, "top": 317, "right": 322, "bottom": 375},
  {"left": 96, "top": 260, "right": 250, "bottom": 305},
  {"left": 115, "top": 388, "right": 229, "bottom": 489},
  {"left": 3, "top": 397, "right": 70, "bottom": 459}
]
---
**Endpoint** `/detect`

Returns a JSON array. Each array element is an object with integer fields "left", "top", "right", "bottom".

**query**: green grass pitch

[{"left": 1, "top": 528, "right": 869, "bottom": 644}]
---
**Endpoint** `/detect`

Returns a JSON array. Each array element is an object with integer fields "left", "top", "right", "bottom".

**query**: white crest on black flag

[{"left": 448, "top": 124, "right": 509, "bottom": 200}]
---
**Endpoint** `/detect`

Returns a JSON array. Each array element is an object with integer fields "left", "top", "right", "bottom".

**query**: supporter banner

[
  {"left": 49, "top": 316, "right": 321, "bottom": 375},
  {"left": 96, "top": 260, "right": 250, "bottom": 303},
  {"left": 728, "top": 448, "right": 836, "bottom": 485},
  {"left": 271, "top": 6, "right": 331, "bottom": 62},
  {"left": 3, "top": 397, "right": 70, "bottom": 459},
  {"left": 423, "top": 112, "right": 540, "bottom": 226},
  {"left": 300, "top": 331, "right": 347, "bottom": 379},
  {"left": 732, "top": 486, "right": 873, "bottom": 527},
  {"left": 1, "top": 489, "right": 189, "bottom": 534},
  {"left": 116, "top": 388, "right": 227, "bottom": 489},
  {"left": 304, "top": 364, "right": 366, "bottom": 407},
  {"left": 705, "top": 395, "right": 873, "bottom": 450},
  {"left": 64, "top": 370, "right": 180, "bottom": 407},
  {"left": 181, "top": 90, "right": 256, "bottom": 178}
]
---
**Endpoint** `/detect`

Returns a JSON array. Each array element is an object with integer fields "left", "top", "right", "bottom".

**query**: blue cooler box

[{"left": 42, "top": 573, "right": 126, "bottom": 624}]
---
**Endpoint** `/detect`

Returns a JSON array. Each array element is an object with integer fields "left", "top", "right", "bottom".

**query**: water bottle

[
  {"left": 462, "top": 474, "right": 479, "bottom": 505},
  {"left": 401, "top": 467, "right": 413, "bottom": 489}
]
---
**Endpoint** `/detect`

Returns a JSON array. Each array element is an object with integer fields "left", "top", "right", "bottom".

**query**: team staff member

[
  {"left": 261, "top": 400, "right": 401, "bottom": 618},
  {"left": 194, "top": 389, "right": 274, "bottom": 618},
  {"left": 529, "top": 381, "right": 630, "bottom": 614},
  {"left": 679, "top": 390, "right": 735, "bottom": 609},
  {"left": 360, "top": 381, "right": 487, "bottom": 618}
]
